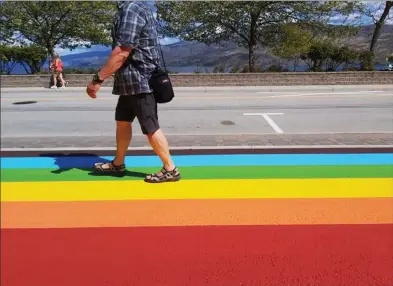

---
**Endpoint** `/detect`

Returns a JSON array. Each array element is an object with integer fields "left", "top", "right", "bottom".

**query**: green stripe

[{"left": 1, "top": 165, "right": 392, "bottom": 182}]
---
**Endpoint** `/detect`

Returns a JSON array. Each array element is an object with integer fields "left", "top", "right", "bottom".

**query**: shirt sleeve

[{"left": 115, "top": 3, "right": 146, "bottom": 48}]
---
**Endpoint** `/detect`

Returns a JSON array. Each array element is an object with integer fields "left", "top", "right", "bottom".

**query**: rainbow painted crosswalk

[{"left": 1, "top": 151, "right": 393, "bottom": 286}]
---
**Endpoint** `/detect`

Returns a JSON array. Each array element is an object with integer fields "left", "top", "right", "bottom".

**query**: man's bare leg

[
  {"left": 147, "top": 128, "right": 175, "bottom": 171},
  {"left": 113, "top": 121, "right": 132, "bottom": 166},
  {"left": 92, "top": 121, "right": 131, "bottom": 174}
]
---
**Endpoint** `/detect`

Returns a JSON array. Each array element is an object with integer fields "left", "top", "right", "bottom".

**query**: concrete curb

[
  {"left": 2, "top": 84, "right": 393, "bottom": 93},
  {"left": 2, "top": 145, "right": 393, "bottom": 152},
  {"left": 2, "top": 71, "right": 393, "bottom": 88},
  {"left": 3, "top": 145, "right": 393, "bottom": 157}
]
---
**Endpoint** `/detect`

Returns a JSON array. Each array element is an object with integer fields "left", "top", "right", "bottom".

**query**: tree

[
  {"left": 267, "top": 18, "right": 360, "bottom": 71},
  {"left": 0, "top": 44, "right": 48, "bottom": 74},
  {"left": 365, "top": 1, "right": 393, "bottom": 52},
  {"left": 300, "top": 41, "right": 333, "bottom": 71},
  {"left": 156, "top": 1, "right": 364, "bottom": 72},
  {"left": 340, "top": 47, "right": 360, "bottom": 70},
  {"left": 326, "top": 46, "right": 350, "bottom": 71},
  {"left": 156, "top": 1, "right": 305, "bottom": 72},
  {"left": 17, "top": 45, "right": 47, "bottom": 74},
  {"left": 358, "top": 50, "right": 375, "bottom": 71},
  {"left": 0, "top": 1, "right": 116, "bottom": 59},
  {"left": 269, "top": 24, "right": 312, "bottom": 71},
  {"left": 0, "top": 45, "right": 18, "bottom": 74}
]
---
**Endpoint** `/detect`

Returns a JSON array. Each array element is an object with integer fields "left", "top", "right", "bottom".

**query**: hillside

[
  {"left": 63, "top": 25, "right": 392, "bottom": 68},
  {"left": 8, "top": 24, "right": 393, "bottom": 74}
]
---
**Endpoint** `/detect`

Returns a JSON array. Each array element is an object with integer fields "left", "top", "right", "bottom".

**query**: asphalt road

[{"left": 1, "top": 85, "right": 393, "bottom": 148}]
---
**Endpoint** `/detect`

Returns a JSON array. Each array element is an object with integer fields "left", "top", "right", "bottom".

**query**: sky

[{"left": 43, "top": 1, "right": 393, "bottom": 57}]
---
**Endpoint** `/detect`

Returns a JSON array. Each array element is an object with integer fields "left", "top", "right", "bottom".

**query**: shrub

[
  {"left": 358, "top": 51, "right": 375, "bottom": 71},
  {"left": 266, "top": 65, "right": 284, "bottom": 72}
]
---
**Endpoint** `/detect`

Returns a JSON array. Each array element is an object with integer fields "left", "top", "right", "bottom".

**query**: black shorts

[{"left": 115, "top": 93, "right": 160, "bottom": 135}]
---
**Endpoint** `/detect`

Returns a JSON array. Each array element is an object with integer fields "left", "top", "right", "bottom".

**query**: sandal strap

[
  {"left": 111, "top": 160, "right": 125, "bottom": 169},
  {"left": 148, "top": 167, "right": 179, "bottom": 182},
  {"left": 95, "top": 161, "right": 125, "bottom": 172}
]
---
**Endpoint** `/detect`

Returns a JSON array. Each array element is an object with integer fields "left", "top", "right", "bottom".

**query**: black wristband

[{"left": 92, "top": 73, "right": 104, "bottom": 84}]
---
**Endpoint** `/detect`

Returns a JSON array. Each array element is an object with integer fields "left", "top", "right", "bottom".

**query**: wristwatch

[{"left": 92, "top": 72, "right": 104, "bottom": 84}]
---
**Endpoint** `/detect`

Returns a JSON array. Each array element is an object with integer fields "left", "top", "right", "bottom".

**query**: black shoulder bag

[
  {"left": 149, "top": 67, "right": 174, "bottom": 104},
  {"left": 146, "top": 40, "right": 175, "bottom": 104},
  {"left": 128, "top": 35, "right": 174, "bottom": 103}
]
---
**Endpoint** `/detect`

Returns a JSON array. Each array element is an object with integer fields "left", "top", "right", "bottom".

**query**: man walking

[{"left": 86, "top": 1, "right": 180, "bottom": 183}]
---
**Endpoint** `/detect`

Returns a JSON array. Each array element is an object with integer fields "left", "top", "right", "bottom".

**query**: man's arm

[
  {"left": 96, "top": 46, "right": 132, "bottom": 81},
  {"left": 95, "top": 3, "right": 146, "bottom": 82}
]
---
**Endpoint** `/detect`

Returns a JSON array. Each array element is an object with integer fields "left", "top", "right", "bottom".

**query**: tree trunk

[
  {"left": 47, "top": 45, "right": 54, "bottom": 72},
  {"left": 370, "top": 1, "right": 393, "bottom": 52},
  {"left": 248, "top": 11, "right": 258, "bottom": 73},
  {"left": 248, "top": 43, "right": 256, "bottom": 72}
]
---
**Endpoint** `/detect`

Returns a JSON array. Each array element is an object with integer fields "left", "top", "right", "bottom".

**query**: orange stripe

[{"left": 2, "top": 198, "right": 392, "bottom": 229}]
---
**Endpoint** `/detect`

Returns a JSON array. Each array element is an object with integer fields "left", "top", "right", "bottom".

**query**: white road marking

[{"left": 243, "top": 113, "right": 284, "bottom": 134}]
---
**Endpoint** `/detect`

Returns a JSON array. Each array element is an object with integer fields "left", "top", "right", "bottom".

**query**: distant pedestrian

[
  {"left": 85, "top": 1, "right": 180, "bottom": 183},
  {"left": 50, "top": 54, "right": 66, "bottom": 89}
]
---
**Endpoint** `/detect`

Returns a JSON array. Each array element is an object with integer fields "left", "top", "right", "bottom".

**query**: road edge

[{"left": 2, "top": 145, "right": 393, "bottom": 157}]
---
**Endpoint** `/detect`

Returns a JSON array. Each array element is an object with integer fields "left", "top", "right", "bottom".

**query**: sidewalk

[{"left": 2, "top": 132, "right": 392, "bottom": 149}]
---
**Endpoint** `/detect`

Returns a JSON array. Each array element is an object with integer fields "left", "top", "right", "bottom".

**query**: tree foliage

[
  {"left": 269, "top": 24, "right": 313, "bottom": 71},
  {"left": 267, "top": 13, "right": 361, "bottom": 71},
  {"left": 358, "top": 50, "right": 375, "bottom": 71},
  {"left": 299, "top": 41, "right": 361, "bottom": 72},
  {"left": 0, "top": 1, "right": 117, "bottom": 57},
  {"left": 17, "top": 45, "right": 48, "bottom": 74},
  {"left": 300, "top": 41, "right": 332, "bottom": 71},
  {"left": 0, "top": 44, "right": 47, "bottom": 74},
  {"left": 155, "top": 1, "right": 364, "bottom": 72},
  {"left": 0, "top": 45, "right": 18, "bottom": 74}
]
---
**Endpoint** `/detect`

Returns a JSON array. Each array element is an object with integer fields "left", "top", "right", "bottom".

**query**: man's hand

[
  {"left": 86, "top": 81, "right": 101, "bottom": 99},
  {"left": 85, "top": 46, "right": 131, "bottom": 99}
]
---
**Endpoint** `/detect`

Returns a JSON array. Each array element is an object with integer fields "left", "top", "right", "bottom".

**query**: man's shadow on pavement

[{"left": 39, "top": 153, "right": 147, "bottom": 178}]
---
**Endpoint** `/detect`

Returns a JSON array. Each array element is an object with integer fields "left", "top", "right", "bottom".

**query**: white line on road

[
  {"left": 243, "top": 113, "right": 284, "bottom": 134},
  {"left": 2, "top": 145, "right": 393, "bottom": 152}
]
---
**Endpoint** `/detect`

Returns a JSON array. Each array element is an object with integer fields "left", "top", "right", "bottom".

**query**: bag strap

[
  {"left": 127, "top": 35, "right": 167, "bottom": 74},
  {"left": 125, "top": 8, "right": 168, "bottom": 73},
  {"left": 140, "top": 35, "right": 167, "bottom": 72},
  {"left": 156, "top": 36, "right": 167, "bottom": 72}
]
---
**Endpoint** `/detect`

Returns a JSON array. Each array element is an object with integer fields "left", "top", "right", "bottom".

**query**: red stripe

[{"left": 1, "top": 224, "right": 392, "bottom": 286}]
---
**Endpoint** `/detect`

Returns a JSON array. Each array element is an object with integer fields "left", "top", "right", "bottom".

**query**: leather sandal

[
  {"left": 92, "top": 160, "right": 126, "bottom": 177},
  {"left": 144, "top": 167, "right": 181, "bottom": 183}
]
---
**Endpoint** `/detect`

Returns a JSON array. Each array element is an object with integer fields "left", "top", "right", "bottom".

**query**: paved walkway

[
  {"left": 2, "top": 132, "right": 393, "bottom": 148},
  {"left": 1, "top": 148, "right": 392, "bottom": 286}
]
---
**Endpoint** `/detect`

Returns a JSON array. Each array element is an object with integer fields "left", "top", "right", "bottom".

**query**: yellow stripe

[{"left": 1, "top": 178, "right": 392, "bottom": 202}]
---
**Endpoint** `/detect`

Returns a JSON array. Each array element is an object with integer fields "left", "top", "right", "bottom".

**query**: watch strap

[{"left": 92, "top": 73, "right": 104, "bottom": 84}]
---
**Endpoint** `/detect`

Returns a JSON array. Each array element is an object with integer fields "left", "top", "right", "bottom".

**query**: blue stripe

[{"left": 1, "top": 153, "right": 393, "bottom": 169}]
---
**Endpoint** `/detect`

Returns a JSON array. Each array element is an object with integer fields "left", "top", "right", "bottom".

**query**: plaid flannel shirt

[{"left": 111, "top": 1, "right": 162, "bottom": 96}]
